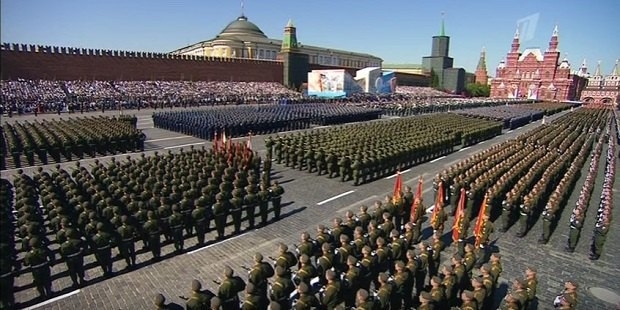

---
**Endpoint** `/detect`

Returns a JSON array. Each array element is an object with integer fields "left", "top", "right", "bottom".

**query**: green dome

[{"left": 217, "top": 15, "right": 267, "bottom": 38}]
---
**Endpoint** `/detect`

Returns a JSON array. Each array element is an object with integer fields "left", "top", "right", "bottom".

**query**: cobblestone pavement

[{"left": 4, "top": 108, "right": 619, "bottom": 309}]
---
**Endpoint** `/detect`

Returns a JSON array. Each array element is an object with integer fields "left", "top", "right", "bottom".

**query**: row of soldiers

[
  {"left": 441, "top": 108, "right": 610, "bottom": 245},
  {"left": 589, "top": 129, "right": 615, "bottom": 261},
  {"left": 2, "top": 115, "right": 144, "bottom": 169},
  {"left": 2, "top": 143, "right": 289, "bottom": 306},
  {"left": 152, "top": 103, "right": 383, "bottom": 141},
  {"left": 265, "top": 113, "right": 503, "bottom": 185},
  {"left": 150, "top": 194, "right": 552, "bottom": 310}
]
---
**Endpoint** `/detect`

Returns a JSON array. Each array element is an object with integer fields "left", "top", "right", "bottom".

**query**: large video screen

[
  {"left": 307, "top": 70, "right": 347, "bottom": 98},
  {"left": 374, "top": 71, "right": 397, "bottom": 94}
]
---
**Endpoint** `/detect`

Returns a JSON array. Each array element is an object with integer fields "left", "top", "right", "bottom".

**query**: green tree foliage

[{"left": 465, "top": 83, "right": 490, "bottom": 97}]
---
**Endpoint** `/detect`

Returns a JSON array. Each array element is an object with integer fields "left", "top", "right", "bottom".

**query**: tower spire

[
  {"left": 476, "top": 47, "right": 487, "bottom": 70},
  {"left": 240, "top": 0, "right": 245, "bottom": 17},
  {"left": 594, "top": 60, "right": 602, "bottom": 76},
  {"left": 475, "top": 46, "right": 488, "bottom": 85},
  {"left": 440, "top": 11, "right": 446, "bottom": 36},
  {"left": 611, "top": 59, "right": 619, "bottom": 76},
  {"left": 511, "top": 26, "right": 520, "bottom": 53}
]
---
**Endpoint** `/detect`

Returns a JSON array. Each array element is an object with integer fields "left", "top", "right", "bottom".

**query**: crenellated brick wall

[{"left": 0, "top": 43, "right": 284, "bottom": 82}]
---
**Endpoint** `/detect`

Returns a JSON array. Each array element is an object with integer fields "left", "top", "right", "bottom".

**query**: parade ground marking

[
  {"left": 25, "top": 289, "right": 81, "bottom": 310},
  {"left": 458, "top": 147, "right": 471, "bottom": 152},
  {"left": 187, "top": 231, "right": 250, "bottom": 255},
  {"left": 430, "top": 156, "right": 446, "bottom": 163},
  {"left": 507, "top": 130, "right": 513, "bottom": 133},
  {"left": 317, "top": 190, "right": 356, "bottom": 206},
  {"left": 145, "top": 135, "right": 191, "bottom": 143},
  {"left": 478, "top": 141, "right": 486, "bottom": 144},
  {"left": 385, "top": 169, "right": 411, "bottom": 179},
  {"left": 164, "top": 142, "right": 207, "bottom": 150}
]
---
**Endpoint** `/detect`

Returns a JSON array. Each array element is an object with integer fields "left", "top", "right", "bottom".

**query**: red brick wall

[{"left": 1, "top": 49, "right": 284, "bottom": 82}]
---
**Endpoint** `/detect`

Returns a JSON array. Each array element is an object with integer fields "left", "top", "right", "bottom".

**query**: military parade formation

[
  {"left": 452, "top": 102, "right": 574, "bottom": 129},
  {"left": 152, "top": 104, "right": 383, "bottom": 140},
  {"left": 266, "top": 113, "right": 502, "bottom": 185},
  {"left": 0, "top": 101, "right": 618, "bottom": 309},
  {"left": 1, "top": 115, "right": 144, "bottom": 170},
  {"left": 0, "top": 140, "right": 290, "bottom": 309}
]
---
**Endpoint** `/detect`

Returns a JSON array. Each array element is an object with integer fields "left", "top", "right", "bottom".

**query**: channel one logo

[{"left": 516, "top": 13, "right": 540, "bottom": 43}]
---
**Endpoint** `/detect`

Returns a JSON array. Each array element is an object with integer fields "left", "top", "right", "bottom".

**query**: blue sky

[{"left": 1, "top": 0, "right": 618, "bottom": 75}]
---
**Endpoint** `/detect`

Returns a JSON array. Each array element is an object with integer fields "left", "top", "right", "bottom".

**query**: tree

[
  {"left": 430, "top": 68, "right": 440, "bottom": 89},
  {"left": 464, "top": 83, "right": 490, "bottom": 97}
]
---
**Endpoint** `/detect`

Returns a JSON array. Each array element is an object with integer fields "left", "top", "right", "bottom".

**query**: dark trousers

[
  {"left": 214, "top": 215, "right": 226, "bottom": 238},
  {"left": 119, "top": 241, "right": 136, "bottom": 266},
  {"left": 65, "top": 256, "right": 85, "bottom": 285},
  {"left": 149, "top": 234, "right": 161, "bottom": 258},
  {"left": 95, "top": 248, "right": 113, "bottom": 275}
]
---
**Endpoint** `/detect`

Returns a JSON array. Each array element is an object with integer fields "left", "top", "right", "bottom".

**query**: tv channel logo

[{"left": 516, "top": 13, "right": 540, "bottom": 43}]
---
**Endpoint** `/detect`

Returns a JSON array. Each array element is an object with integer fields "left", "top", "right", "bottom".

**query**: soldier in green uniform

[
  {"left": 185, "top": 279, "right": 212, "bottom": 310},
  {"left": 270, "top": 181, "right": 285, "bottom": 220},
  {"left": 218, "top": 266, "right": 246, "bottom": 309},
  {"left": 258, "top": 183, "right": 271, "bottom": 226},
  {"left": 319, "top": 269, "right": 341, "bottom": 309},
  {"left": 327, "top": 151, "right": 338, "bottom": 178},
  {"left": 269, "top": 266, "right": 295, "bottom": 309},
  {"left": 315, "top": 148, "right": 326, "bottom": 176},
  {"left": 565, "top": 209, "right": 583, "bottom": 253},
  {"left": 92, "top": 222, "right": 114, "bottom": 277},
  {"left": 294, "top": 282, "right": 321, "bottom": 309},
  {"left": 0, "top": 243, "right": 20, "bottom": 309},
  {"left": 24, "top": 237, "right": 54, "bottom": 298},
  {"left": 274, "top": 136, "right": 283, "bottom": 164},
  {"left": 338, "top": 155, "right": 349, "bottom": 182},
  {"left": 352, "top": 156, "right": 362, "bottom": 186},
  {"left": 460, "top": 290, "right": 478, "bottom": 310},
  {"left": 143, "top": 211, "right": 162, "bottom": 260},
  {"left": 192, "top": 202, "right": 208, "bottom": 246},
  {"left": 169, "top": 205, "right": 185, "bottom": 253},
  {"left": 242, "top": 282, "right": 268, "bottom": 310},
  {"left": 516, "top": 196, "right": 533, "bottom": 238},
  {"left": 539, "top": 206, "right": 555, "bottom": 244},
  {"left": 590, "top": 217, "right": 610, "bottom": 260},
  {"left": 213, "top": 193, "right": 229, "bottom": 240},
  {"left": 59, "top": 228, "right": 86, "bottom": 287},
  {"left": 244, "top": 182, "right": 258, "bottom": 229},
  {"left": 499, "top": 194, "right": 515, "bottom": 233},
  {"left": 230, "top": 185, "right": 245, "bottom": 234},
  {"left": 265, "top": 136, "right": 275, "bottom": 159},
  {"left": 117, "top": 215, "right": 137, "bottom": 268}
]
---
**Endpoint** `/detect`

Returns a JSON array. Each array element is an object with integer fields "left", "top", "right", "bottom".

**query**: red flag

[
  {"left": 452, "top": 189, "right": 466, "bottom": 243},
  {"left": 474, "top": 193, "right": 489, "bottom": 247},
  {"left": 392, "top": 170, "right": 402, "bottom": 204},
  {"left": 431, "top": 182, "right": 444, "bottom": 226},
  {"left": 409, "top": 176, "right": 424, "bottom": 223}
]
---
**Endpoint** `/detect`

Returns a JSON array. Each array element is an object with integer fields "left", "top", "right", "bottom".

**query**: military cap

[
  {"left": 322, "top": 243, "right": 331, "bottom": 251},
  {"left": 278, "top": 243, "right": 288, "bottom": 252},
  {"left": 491, "top": 253, "right": 501, "bottom": 259},
  {"left": 420, "top": 291, "right": 432, "bottom": 301},
  {"left": 147, "top": 210, "right": 155, "bottom": 218},
  {"left": 514, "top": 278, "right": 527, "bottom": 287},
  {"left": 254, "top": 253, "right": 263, "bottom": 262},
  {"left": 526, "top": 266, "right": 537, "bottom": 273},
  {"left": 390, "top": 229, "right": 399, "bottom": 237},
  {"left": 442, "top": 265, "right": 454, "bottom": 273},
  {"left": 275, "top": 266, "right": 286, "bottom": 276},
  {"left": 357, "top": 288, "right": 369, "bottom": 300},
  {"left": 224, "top": 266, "right": 233, "bottom": 278},
  {"left": 317, "top": 224, "right": 326, "bottom": 231},
  {"left": 154, "top": 293, "right": 166, "bottom": 306},
  {"left": 395, "top": 261, "right": 405, "bottom": 269},
  {"left": 300, "top": 254, "right": 310, "bottom": 264},
  {"left": 66, "top": 228, "right": 77, "bottom": 239},
  {"left": 462, "top": 290, "right": 475, "bottom": 299},
  {"left": 298, "top": 282, "right": 309, "bottom": 293},
  {"left": 269, "top": 301, "right": 282, "bottom": 310},
  {"left": 378, "top": 273, "right": 389, "bottom": 283},
  {"left": 420, "top": 241, "right": 429, "bottom": 247},
  {"left": 362, "top": 246, "right": 372, "bottom": 254},
  {"left": 431, "top": 276, "right": 442, "bottom": 284},
  {"left": 480, "top": 264, "right": 491, "bottom": 272},
  {"left": 246, "top": 282, "right": 255, "bottom": 294},
  {"left": 453, "top": 254, "right": 463, "bottom": 261},
  {"left": 360, "top": 205, "right": 368, "bottom": 212},
  {"left": 172, "top": 204, "right": 180, "bottom": 212},
  {"left": 191, "top": 279, "right": 202, "bottom": 291},
  {"left": 29, "top": 237, "right": 40, "bottom": 247},
  {"left": 210, "top": 297, "right": 221, "bottom": 308},
  {"left": 96, "top": 222, "right": 105, "bottom": 231},
  {"left": 472, "top": 276, "right": 484, "bottom": 284},
  {"left": 347, "top": 256, "right": 358, "bottom": 265},
  {"left": 325, "top": 269, "right": 336, "bottom": 280},
  {"left": 121, "top": 215, "right": 129, "bottom": 224},
  {"left": 565, "top": 280, "right": 578, "bottom": 288}
]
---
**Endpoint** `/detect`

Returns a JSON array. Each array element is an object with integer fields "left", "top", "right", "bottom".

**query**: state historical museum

[{"left": 490, "top": 26, "right": 587, "bottom": 102}]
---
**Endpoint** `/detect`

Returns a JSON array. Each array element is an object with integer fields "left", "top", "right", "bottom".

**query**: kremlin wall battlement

[{"left": 0, "top": 43, "right": 358, "bottom": 83}]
